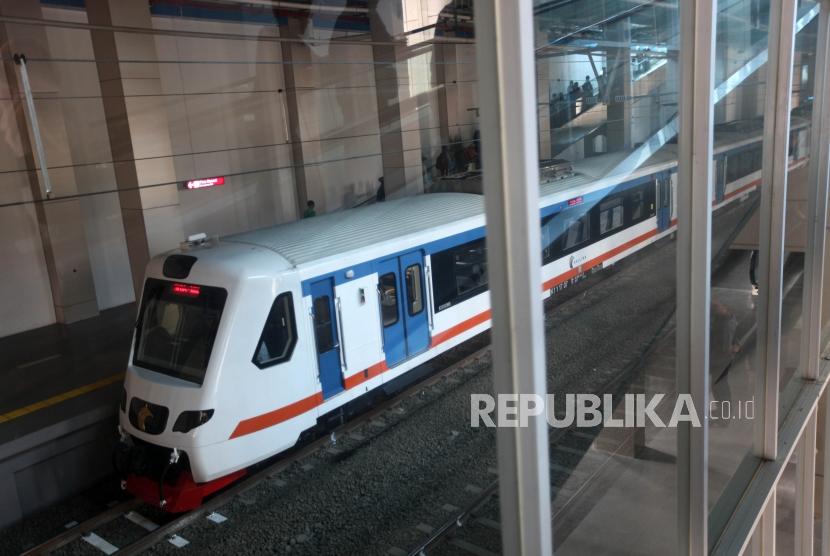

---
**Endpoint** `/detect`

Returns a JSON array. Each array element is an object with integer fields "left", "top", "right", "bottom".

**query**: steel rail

[
  {"left": 113, "top": 344, "right": 489, "bottom": 555},
  {"left": 19, "top": 343, "right": 489, "bottom": 556},
  {"left": 19, "top": 499, "right": 142, "bottom": 556}
]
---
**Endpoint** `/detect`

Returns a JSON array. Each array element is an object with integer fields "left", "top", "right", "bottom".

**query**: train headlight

[{"left": 172, "top": 409, "right": 214, "bottom": 433}]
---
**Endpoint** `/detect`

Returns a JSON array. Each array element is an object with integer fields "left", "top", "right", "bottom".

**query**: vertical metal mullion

[
  {"left": 676, "top": 1, "right": 716, "bottom": 554},
  {"left": 474, "top": 1, "right": 553, "bottom": 554},
  {"left": 803, "top": 0, "right": 830, "bottom": 381},
  {"left": 823, "top": 391, "right": 830, "bottom": 556},
  {"left": 747, "top": 525, "right": 762, "bottom": 556},
  {"left": 759, "top": 494, "right": 777, "bottom": 556},
  {"left": 755, "top": 0, "right": 798, "bottom": 460},
  {"left": 795, "top": 411, "right": 817, "bottom": 555}
]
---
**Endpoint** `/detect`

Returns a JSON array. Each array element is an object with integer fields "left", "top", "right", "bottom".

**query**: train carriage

[{"left": 117, "top": 118, "right": 810, "bottom": 511}]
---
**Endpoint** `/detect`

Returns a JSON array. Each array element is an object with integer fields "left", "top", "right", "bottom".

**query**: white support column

[
  {"left": 802, "top": 0, "right": 830, "bottom": 381},
  {"left": 795, "top": 411, "right": 817, "bottom": 555},
  {"left": 474, "top": 1, "right": 552, "bottom": 554},
  {"left": 676, "top": 1, "right": 716, "bottom": 554},
  {"left": 755, "top": 0, "right": 798, "bottom": 460}
]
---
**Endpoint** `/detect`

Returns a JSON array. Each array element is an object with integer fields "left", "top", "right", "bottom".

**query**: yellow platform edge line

[{"left": 0, "top": 373, "right": 125, "bottom": 423}]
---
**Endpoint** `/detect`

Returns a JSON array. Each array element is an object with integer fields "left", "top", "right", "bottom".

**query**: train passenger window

[
  {"left": 252, "top": 292, "right": 298, "bottom": 368},
  {"left": 628, "top": 185, "right": 656, "bottom": 226},
  {"left": 405, "top": 264, "right": 424, "bottom": 315},
  {"left": 752, "top": 146, "right": 762, "bottom": 173},
  {"left": 430, "top": 237, "right": 488, "bottom": 312},
  {"left": 312, "top": 296, "right": 335, "bottom": 353},
  {"left": 599, "top": 197, "right": 624, "bottom": 235},
  {"left": 379, "top": 273, "right": 399, "bottom": 326},
  {"left": 454, "top": 243, "right": 488, "bottom": 295},
  {"left": 561, "top": 213, "right": 590, "bottom": 251}
]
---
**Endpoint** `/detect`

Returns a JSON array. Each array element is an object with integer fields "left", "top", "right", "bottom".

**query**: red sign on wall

[{"left": 184, "top": 176, "right": 225, "bottom": 190}]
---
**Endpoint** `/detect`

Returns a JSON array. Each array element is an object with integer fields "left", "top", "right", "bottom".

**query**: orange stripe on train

[
  {"left": 228, "top": 210, "right": 696, "bottom": 439},
  {"left": 230, "top": 391, "right": 324, "bottom": 439}
]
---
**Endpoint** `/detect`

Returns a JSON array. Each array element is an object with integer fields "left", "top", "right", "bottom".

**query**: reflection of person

[
  {"left": 303, "top": 200, "right": 316, "bottom": 218},
  {"left": 749, "top": 250, "right": 759, "bottom": 296},
  {"left": 376, "top": 177, "right": 386, "bottom": 202},
  {"left": 436, "top": 146, "right": 450, "bottom": 176},
  {"left": 464, "top": 143, "right": 478, "bottom": 171},
  {"left": 711, "top": 300, "right": 739, "bottom": 406}
]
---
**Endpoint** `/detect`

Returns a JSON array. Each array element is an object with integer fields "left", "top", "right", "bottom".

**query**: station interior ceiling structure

[{"left": 1, "top": 0, "right": 830, "bottom": 554}]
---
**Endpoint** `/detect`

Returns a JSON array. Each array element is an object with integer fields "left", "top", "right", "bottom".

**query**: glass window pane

[
  {"left": 134, "top": 279, "right": 227, "bottom": 384},
  {"left": 379, "top": 273, "right": 399, "bottom": 327},
  {"left": 253, "top": 293, "right": 297, "bottom": 367},
  {"left": 405, "top": 264, "right": 424, "bottom": 316},
  {"left": 707, "top": 0, "right": 774, "bottom": 540},
  {"left": 781, "top": 0, "right": 820, "bottom": 418},
  {"left": 535, "top": 1, "right": 680, "bottom": 552},
  {"left": 313, "top": 295, "right": 335, "bottom": 353}
]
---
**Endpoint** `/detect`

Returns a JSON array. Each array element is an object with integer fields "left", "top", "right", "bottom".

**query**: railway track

[
  {"left": 401, "top": 253, "right": 806, "bottom": 556},
  {"left": 15, "top": 199, "right": 766, "bottom": 556},
  {"left": 402, "top": 306, "right": 677, "bottom": 556},
  {"left": 18, "top": 343, "right": 492, "bottom": 556}
]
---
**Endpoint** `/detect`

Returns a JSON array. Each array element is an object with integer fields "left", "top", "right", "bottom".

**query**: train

[{"left": 115, "top": 117, "right": 810, "bottom": 512}]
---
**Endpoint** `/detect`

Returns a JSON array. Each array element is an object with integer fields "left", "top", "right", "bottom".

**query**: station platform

[{"left": 0, "top": 304, "right": 133, "bottom": 527}]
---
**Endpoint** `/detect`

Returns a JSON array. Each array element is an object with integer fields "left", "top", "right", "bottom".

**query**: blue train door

[
  {"left": 310, "top": 279, "right": 344, "bottom": 399},
  {"left": 377, "top": 251, "right": 430, "bottom": 368},
  {"left": 656, "top": 171, "right": 672, "bottom": 231}
]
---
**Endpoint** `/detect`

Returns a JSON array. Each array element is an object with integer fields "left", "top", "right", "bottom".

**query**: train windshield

[{"left": 133, "top": 278, "right": 227, "bottom": 384}]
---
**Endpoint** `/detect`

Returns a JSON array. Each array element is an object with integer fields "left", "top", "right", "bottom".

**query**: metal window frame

[
  {"left": 475, "top": 0, "right": 830, "bottom": 552},
  {"left": 712, "top": 363, "right": 830, "bottom": 554},
  {"left": 754, "top": 0, "right": 798, "bottom": 461},
  {"left": 803, "top": 0, "right": 830, "bottom": 382},
  {"left": 795, "top": 411, "right": 817, "bottom": 555},
  {"left": 823, "top": 389, "right": 830, "bottom": 556},
  {"left": 676, "top": 1, "right": 716, "bottom": 553},
  {"left": 474, "top": 0, "right": 553, "bottom": 554}
]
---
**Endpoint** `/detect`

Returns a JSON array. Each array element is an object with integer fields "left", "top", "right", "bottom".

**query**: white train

[{"left": 116, "top": 120, "right": 810, "bottom": 511}]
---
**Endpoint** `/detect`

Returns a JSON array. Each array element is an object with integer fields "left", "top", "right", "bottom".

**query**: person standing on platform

[
  {"left": 749, "top": 249, "right": 759, "bottom": 296},
  {"left": 464, "top": 143, "right": 478, "bottom": 171},
  {"left": 303, "top": 200, "right": 316, "bottom": 218},
  {"left": 436, "top": 146, "right": 450, "bottom": 176},
  {"left": 376, "top": 176, "right": 386, "bottom": 202},
  {"left": 583, "top": 75, "right": 593, "bottom": 102}
]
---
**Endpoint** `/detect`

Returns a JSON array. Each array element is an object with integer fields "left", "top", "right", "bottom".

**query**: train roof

[
  {"left": 224, "top": 193, "right": 484, "bottom": 268},
  {"left": 221, "top": 117, "right": 809, "bottom": 271}
]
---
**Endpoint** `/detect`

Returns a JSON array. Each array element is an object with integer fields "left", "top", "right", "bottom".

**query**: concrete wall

[{"left": 0, "top": 2, "right": 479, "bottom": 338}]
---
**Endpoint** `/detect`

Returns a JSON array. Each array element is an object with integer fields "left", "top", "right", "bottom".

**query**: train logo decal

[
  {"left": 569, "top": 254, "right": 587, "bottom": 269},
  {"left": 137, "top": 404, "right": 154, "bottom": 432}
]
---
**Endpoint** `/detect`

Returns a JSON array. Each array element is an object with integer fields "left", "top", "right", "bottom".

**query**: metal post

[
  {"left": 755, "top": 0, "right": 798, "bottom": 460},
  {"left": 823, "top": 392, "right": 830, "bottom": 556},
  {"left": 474, "top": 1, "right": 553, "bottom": 554},
  {"left": 676, "top": 1, "right": 716, "bottom": 553},
  {"left": 795, "top": 411, "right": 817, "bottom": 555},
  {"left": 803, "top": 0, "right": 830, "bottom": 381},
  {"left": 13, "top": 53, "right": 52, "bottom": 198},
  {"left": 759, "top": 495, "right": 777, "bottom": 556}
]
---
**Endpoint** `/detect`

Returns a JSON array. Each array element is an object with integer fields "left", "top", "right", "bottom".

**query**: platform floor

[
  {"left": 554, "top": 246, "right": 808, "bottom": 553},
  {"left": 0, "top": 303, "right": 133, "bottom": 442}
]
